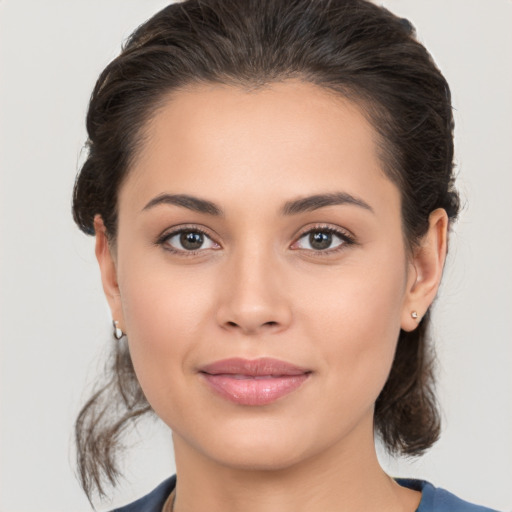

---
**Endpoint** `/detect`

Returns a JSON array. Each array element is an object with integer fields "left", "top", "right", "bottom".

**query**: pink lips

[{"left": 199, "top": 357, "right": 311, "bottom": 406}]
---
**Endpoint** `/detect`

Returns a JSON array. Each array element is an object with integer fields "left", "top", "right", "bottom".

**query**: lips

[{"left": 199, "top": 357, "right": 311, "bottom": 406}]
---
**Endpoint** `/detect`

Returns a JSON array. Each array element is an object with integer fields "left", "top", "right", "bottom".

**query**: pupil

[
  {"left": 310, "top": 231, "right": 332, "bottom": 250},
  {"left": 180, "top": 231, "right": 204, "bottom": 250}
]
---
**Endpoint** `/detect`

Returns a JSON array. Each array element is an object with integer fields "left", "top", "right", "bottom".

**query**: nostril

[{"left": 224, "top": 320, "right": 278, "bottom": 329}]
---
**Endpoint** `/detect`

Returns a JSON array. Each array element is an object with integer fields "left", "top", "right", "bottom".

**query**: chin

[
  {"left": 209, "top": 443, "right": 310, "bottom": 473},
  {"left": 190, "top": 417, "right": 334, "bottom": 473}
]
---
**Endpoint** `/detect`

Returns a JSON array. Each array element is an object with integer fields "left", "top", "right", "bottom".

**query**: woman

[{"left": 72, "top": 0, "right": 499, "bottom": 511}]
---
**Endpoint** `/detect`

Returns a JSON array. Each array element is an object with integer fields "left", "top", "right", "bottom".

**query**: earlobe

[
  {"left": 94, "top": 215, "right": 125, "bottom": 330},
  {"left": 401, "top": 208, "right": 449, "bottom": 332}
]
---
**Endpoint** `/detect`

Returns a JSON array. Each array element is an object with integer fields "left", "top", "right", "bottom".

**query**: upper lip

[{"left": 200, "top": 357, "right": 311, "bottom": 376}]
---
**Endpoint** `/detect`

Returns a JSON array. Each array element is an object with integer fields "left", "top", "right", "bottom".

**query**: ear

[
  {"left": 94, "top": 215, "right": 125, "bottom": 332},
  {"left": 401, "top": 208, "right": 449, "bottom": 332}
]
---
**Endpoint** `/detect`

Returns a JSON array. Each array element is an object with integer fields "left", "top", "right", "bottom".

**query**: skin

[{"left": 95, "top": 80, "right": 448, "bottom": 512}]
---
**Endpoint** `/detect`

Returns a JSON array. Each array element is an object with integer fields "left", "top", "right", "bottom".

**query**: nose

[{"left": 216, "top": 246, "right": 292, "bottom": 336}]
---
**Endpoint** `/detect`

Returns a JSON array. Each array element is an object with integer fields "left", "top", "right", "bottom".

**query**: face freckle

[{"left": 111, "top": 80, "right": 413, "bottom": 471}]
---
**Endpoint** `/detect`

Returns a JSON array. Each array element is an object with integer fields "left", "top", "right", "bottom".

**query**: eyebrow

[
  {"left": 281, "top": 192, "right": 374, "bottom": 215},
  {"left": 142, "top": 194, "right": 223, "bottom": 215},
  {"left": 141, "top": 191, "right": 373, "bottom": 217}
]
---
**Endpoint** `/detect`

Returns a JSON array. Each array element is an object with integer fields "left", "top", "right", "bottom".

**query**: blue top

[{"left": 111, "top": 475, "right": 500, "bottom": 512}]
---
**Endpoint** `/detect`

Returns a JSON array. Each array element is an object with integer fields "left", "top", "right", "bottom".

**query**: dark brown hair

[{"left": 73, "top": 0, "right": 459, "bottom": 501}]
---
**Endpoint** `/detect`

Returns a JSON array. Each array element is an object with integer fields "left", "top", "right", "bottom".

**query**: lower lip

[{"left": 201, "top": 373, "right": 310, "bottom": 405}]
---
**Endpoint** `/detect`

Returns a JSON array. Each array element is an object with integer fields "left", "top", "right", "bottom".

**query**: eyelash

[
  {"left": 155, "top": 225, "right": 218, "bottom": 257},
  {"left": 155, "top": 224, "right": 356, "bottom": 257},
  {"left": 291, "top": 224, "right": 356, "bottom": 257}
]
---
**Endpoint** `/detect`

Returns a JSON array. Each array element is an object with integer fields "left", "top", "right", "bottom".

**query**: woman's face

[{"left": 97, "top": 81, "right": 438, "bottom": 471}]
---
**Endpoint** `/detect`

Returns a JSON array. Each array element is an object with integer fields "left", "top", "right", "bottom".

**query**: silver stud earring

[
  {"left": 411, "top": 311, "right": 419, "bottom": 320},
  {"left": 113, "top": 320, "right": 124, "bottom": 340}
]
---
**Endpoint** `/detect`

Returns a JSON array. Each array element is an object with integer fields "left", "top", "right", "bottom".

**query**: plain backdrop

[{"left": 1, "top": 1, "right": 511, "bottom": 511}]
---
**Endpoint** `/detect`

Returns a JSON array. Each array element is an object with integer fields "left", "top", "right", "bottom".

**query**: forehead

[{"left": 122, "top": 80, "right": 399, "bottom": 217}]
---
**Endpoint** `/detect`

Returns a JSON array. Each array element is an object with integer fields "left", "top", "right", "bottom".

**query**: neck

[{"left": 170, "top": 419, "right": 420, "bottom": 512}]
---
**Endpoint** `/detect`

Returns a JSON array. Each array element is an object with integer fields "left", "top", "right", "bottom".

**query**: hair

[{"left": 72, "top": 0, "right": 459, "bottom": 501}]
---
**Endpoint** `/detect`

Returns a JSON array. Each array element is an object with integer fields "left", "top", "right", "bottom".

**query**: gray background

[{"left": 1, "top": 1, "right": 511, "bottom": 510}]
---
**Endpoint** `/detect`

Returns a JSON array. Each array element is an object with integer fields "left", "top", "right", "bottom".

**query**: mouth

[{"left": 199, "top": 357, "right": 312, "bottom": 406}]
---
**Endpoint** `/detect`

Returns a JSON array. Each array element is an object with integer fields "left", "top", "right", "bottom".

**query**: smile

[{"left": 199, "top": 357, "right": 311, "bottom": 406}]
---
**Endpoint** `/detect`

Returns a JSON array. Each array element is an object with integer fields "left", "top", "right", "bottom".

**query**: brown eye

[
  {"left": 180, "top": 231, "right": 204, "bottom": 250},
  {"left": 309, "top": 231, "right": 333, "bottom": 250},
  {"left": 291, "top": 227, "right": 353, "bottom": 253},
  {"left": 162, "top": 229, "right": 219, "bottom": 253}
]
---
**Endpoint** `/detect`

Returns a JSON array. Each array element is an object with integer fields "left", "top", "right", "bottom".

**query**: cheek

[
  {"left": 296, "top": 252, "right": 407, "bottom": 402},
  {"left": 117, "top": 257, "right": 217, "bottom": 400}
]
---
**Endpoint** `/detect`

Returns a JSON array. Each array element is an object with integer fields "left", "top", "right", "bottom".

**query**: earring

[
  {"left": 113, "top": 320, "right": 124, "bottom": 340},
  {"left": 411, "top": 311, "right": 419, "bottom": 320}
]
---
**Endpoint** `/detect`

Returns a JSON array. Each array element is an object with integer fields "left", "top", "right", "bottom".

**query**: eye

[
  {"left": 291, "top": 227, "right": 354, "bottom": 252},
  {"left": 160, "top": 229, "right": 220, "bottom": 253}
]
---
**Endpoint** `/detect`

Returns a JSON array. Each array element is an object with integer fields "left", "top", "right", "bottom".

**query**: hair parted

[{"left": 73, "top": 0, "right": 459, "bottom": 501}]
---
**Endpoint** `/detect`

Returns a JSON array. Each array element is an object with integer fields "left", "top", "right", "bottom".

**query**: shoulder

[
  {"left": 110, "top": 476, "right": 176, "bottom": 512},
  {"left": 109, "top": 475, "right": 501, "bottom": 512},
  {"left": 396, "top": 478, "right": 501, "bottom": 512}
]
